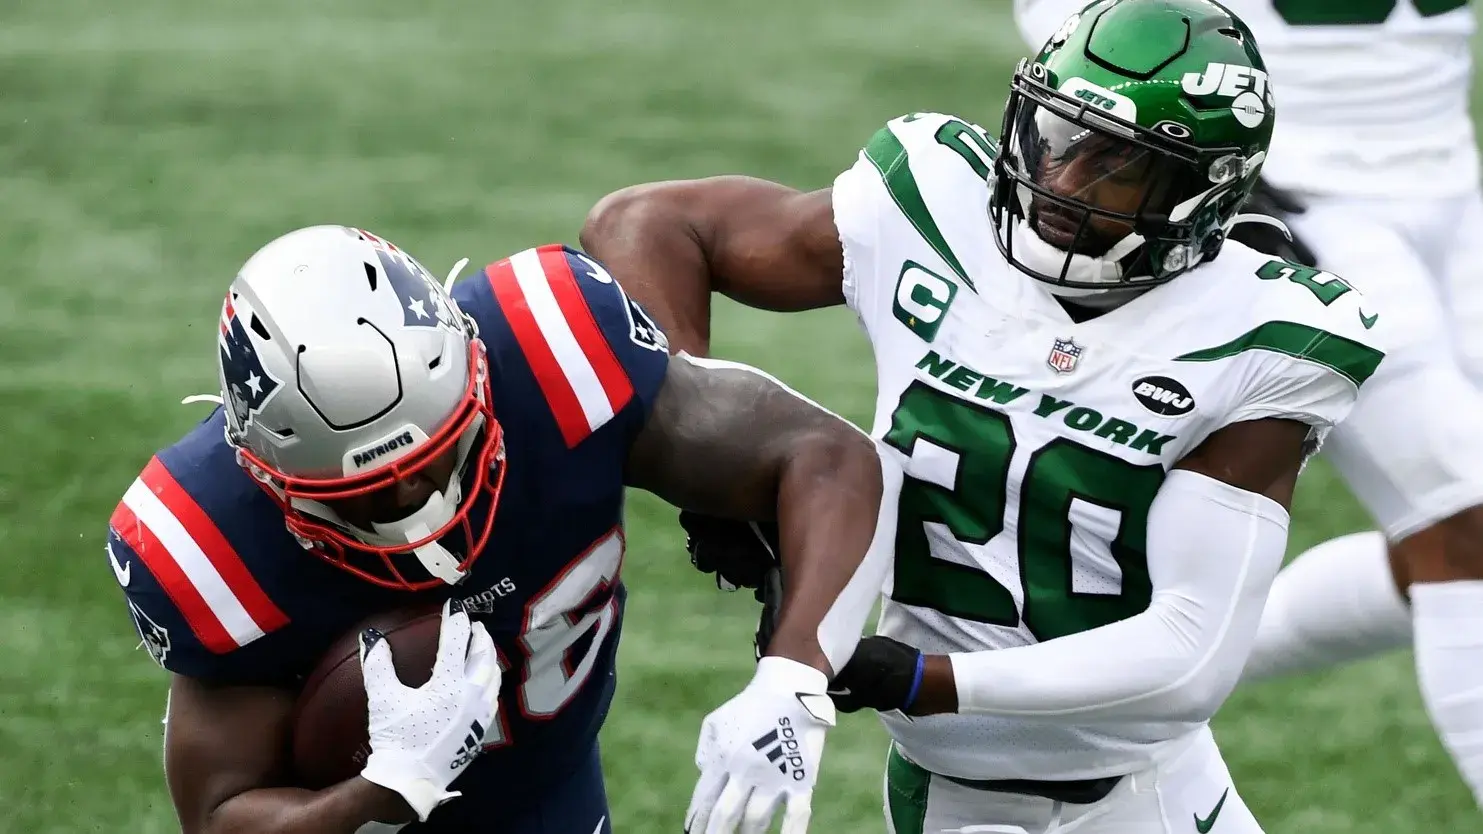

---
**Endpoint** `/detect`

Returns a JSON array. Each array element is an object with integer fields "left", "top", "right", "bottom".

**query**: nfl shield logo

[{"left": 1047, "top": 338, "right": 1083, "bottom": 374}]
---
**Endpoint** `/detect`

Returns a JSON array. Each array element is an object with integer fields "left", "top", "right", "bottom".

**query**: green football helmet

[{"left": 989, "top": 0, "right": 1276, "bottom": 299}]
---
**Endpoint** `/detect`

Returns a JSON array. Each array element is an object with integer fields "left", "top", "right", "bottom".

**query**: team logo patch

[
  {"left": 1230, "top": 91, "right": 1267, "bottom": 128},
  {"left": 219, "top": 294, "right": 282, "bottom": 429},
  {"left": 1132, "top": 375, "right": 1195, "bottom": 416},
  {"left": 1047, "top": 338, "right": 1084, "bottom": 374},
  {"left": 1180, "top": 62, "right": 1274, "bottom": 129},
  {"left": 128, "top": 600, "right": 171, "bottom": 667},
  {"left": 623, "top": 294, "right": 668, "bottom": 352}
]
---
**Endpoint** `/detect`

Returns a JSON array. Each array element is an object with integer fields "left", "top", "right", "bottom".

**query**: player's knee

[{"left": 1393, "top": 505, "right": 1483, "bottom": 587}]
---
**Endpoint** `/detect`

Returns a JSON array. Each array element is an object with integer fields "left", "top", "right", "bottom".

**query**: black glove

[
  {"left": 827, "top": 635, "right": 925, "bottom": 715},
  {"left": 753, "top": 565, "right": 783, "bottom": 662},
  {"left": 1227, "top": 176, "right": 1319, "bottom": 267},
  {"left": 679, "top": 510, "right": 780, "bottom": 592}
]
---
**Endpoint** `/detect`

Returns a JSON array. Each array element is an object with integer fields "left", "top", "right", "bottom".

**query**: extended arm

[
  {"left": 165, "top": 675, "right": 412, "bottom": 834},
  {"left": 633, "top": 354, "right": 902, "bottom": 834},
  {"left": 625, "top": 353, "right": 899, "bottom": 675},
  {"left": 900, "top": 417, "right": 1308, "bottom": 720},
  {"left": 581, "top": 178, "right": 844, "bottom": 356}
]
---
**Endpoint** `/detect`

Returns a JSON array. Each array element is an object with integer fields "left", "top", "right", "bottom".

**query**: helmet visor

[{"left": 1007, "top": 96, "right": 1200, "bottom": 258}]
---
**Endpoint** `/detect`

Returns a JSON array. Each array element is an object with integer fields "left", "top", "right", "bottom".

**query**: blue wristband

[{"left": 902, "top": 652, "right": 926, "bottom": 711}]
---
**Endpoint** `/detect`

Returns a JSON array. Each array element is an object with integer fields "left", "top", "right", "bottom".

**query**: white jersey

[
  {"left": 833, "top": 112, "right": 1385, "bottom": 780},
  {"left": 1014, "top": 0, "right": 1478, "bottom": 198}
]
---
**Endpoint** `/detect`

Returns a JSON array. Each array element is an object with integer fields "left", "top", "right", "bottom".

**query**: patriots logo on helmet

[
  {"left": 219, "top": 294, "right": 282, "bottom": 428},
  {"left": 354, "top": 228, "right": 453, "bottom": 330}
]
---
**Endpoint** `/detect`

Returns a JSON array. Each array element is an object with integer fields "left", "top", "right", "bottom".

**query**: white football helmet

[{"left": 213, "top": 225, "right": 505, "bottom": 590}]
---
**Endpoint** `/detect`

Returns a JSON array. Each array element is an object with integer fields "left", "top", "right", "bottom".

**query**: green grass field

[{"left": 2, "top": 0, "right": 1479, "bottom": 830}]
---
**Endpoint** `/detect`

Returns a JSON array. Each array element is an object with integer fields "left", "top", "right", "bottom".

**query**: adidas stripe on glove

[{"left": 686, "top": 657, "right": 837, "bottom": 834}]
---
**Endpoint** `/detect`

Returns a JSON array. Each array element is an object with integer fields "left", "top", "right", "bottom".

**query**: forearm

[
  {"left": 951, "top": 599, "right": 1251, "bottom": 723},
  {"left": 625, "top": 354, "right": 898, "bottom": 675},
  {"left": 951, "top": 470, "right": 1290, "bottom": 722},
  {"left": 767, "top": 438, "right": 901, "bottom": 676},
  {"left": 199, "top": 778, "right": 412, "bottom": 834},
  {"left": 581, "top": 184, "right": 719, "bottom": 356}
]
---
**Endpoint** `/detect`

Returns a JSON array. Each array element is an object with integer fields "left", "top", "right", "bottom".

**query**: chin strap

[
  {"left": 1225, "top": 212, "right": 1294, "bottom": 240},
  {"left": 180, "top": 394, "right": 224, "bottom": 406},
  {"left": 441, "top": 258, "right": 470, "bottom": 294},
  {"left": 365, "top": 486, "right": 470, "bottom": 585}
]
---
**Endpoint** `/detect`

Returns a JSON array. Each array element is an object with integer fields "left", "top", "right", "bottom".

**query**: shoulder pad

[
  {"left": 834, "top": 113, "right": 999, "bottom": 328},
  {"left": 1193, "top": 244, "right": 1387, "bottom": 391},
  {"left": 107, "top": 454, "right": 290, "bottom": 672},
  {"left": 474, "top": 245, "right": 670, "bottom": 449}
]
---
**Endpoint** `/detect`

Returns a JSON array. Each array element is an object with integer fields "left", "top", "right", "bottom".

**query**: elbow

[
  {"left": 581, "top": 181, "right": 689, "bottom": 255},
  {"left": 1159, "top": 668, "right": 1233, "bottom": 725},
  {"left": 1133, "top": 604, "right": 1242, "bottom": 724},
  {"left": 1146, "top": 641, "right": 1240, "bottom": 724},
  {"left": 791, "top": 424, "right": 884, "bottom": 495}
]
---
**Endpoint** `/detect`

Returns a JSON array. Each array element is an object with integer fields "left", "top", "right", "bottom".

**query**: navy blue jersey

[{"left": 105, "top": 244, "right": 670, "bottom": 819}]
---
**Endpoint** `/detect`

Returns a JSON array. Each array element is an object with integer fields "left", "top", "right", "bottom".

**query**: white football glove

[
  {"left": 358, "top": 600, "right": 502, "bottom": 822},
  {"left": 685, "top": 656, "right": 837, "bottom": 834}
]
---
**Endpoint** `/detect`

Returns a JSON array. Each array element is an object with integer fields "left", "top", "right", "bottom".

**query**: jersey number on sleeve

[
  {"left": 934, "top": 119, "right": 998, "bottom": 180},
  {"left": 884, "top": 382, "right": 1164, "bottom": 641},
  {"left": 480, "top": 528, "right": 623, "bottom": 749},
  {"left": 1255, "top": 259, "right": 1354, "bottom": 305},
  {"left": 1274, "top": 0, "right": 1466, "bottom": 25}
]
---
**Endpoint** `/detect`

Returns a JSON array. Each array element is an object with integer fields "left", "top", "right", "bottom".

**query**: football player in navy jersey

[{"left": 106, "top": 226, "right": 900, "bottom": 834}]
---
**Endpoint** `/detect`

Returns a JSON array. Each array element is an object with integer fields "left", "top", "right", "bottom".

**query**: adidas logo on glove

[
  {"left": 751, "top": 718, "right": 808, "bottom": 781},
  {"left": 449, "top": 719, "right": 486, "bottom": 771}
]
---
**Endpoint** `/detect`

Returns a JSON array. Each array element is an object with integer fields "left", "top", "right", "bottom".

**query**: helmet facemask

[
  {"left": 212, "top": 225, "right": 509, "bottom": 592},
  {"left": 233, "top": 335, "right": 506, "bottom": 591},
  {"left": 991, "top": 60, "right": 1258, "bottom": 297}
]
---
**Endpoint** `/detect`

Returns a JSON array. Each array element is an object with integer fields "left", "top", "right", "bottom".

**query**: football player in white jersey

[
  {"left": 584, "top": 1, "right": 1385, "bottom": 831},
  {"left": 1015, "top": 0, "right": 1483, "bottom": 809}
]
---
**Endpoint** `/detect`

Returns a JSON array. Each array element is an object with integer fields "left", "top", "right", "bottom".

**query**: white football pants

[
  {"left": 1287, "top": 188, "right": 1483, "bottom": 539},
  {"left": 882, "top": 727, "right": 1260, "bottom": 834}
]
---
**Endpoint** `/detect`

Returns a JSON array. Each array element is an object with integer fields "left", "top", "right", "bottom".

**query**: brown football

[{"left": 291, "top": 601, "right": 447, "bottom": 789}]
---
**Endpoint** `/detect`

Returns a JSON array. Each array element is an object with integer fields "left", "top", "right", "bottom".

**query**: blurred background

[{"left": 0, "top": 0, "right": 1475, "bottom": 830}]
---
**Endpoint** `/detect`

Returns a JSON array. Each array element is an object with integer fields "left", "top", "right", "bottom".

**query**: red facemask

[{"left": 235, "top": 338, "right": 506, "bottom": 590}]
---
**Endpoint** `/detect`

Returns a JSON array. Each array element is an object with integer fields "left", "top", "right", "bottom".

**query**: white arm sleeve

[{"left": 950, "top": 469, "right": 1289, "bottom": 723}]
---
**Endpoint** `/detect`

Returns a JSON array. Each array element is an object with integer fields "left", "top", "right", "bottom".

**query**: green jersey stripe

[
  {"left": 863, "top": 126, "right": 976, "bottom": 292},
  {"left": 1173, "top": 320, "right": 1384, "bottom": 387}
]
